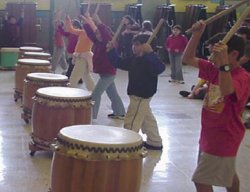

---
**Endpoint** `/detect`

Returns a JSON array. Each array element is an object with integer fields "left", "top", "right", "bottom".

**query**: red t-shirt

[
  {"left": 165, "top": 34, "right": 188, "bottom": 53},
  {"left": 198, "top": 59, "right": 250, "bottom": 156}
]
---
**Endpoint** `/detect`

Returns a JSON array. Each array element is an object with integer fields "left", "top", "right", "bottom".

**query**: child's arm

[
  {"left": 182, "top": 20, "right": 206, "bottom": 68},
  {"left": 107, "top": 42, "right": 131, "bottom": 71},
  {"left": 92, "top": 13, "right": 112, "bottom": 43},
  {"left": 143, "top": 44, "right": 165, "bottom": 75},
  {"left": 65, "top": 15, "right": 82, "bottom": 36}
]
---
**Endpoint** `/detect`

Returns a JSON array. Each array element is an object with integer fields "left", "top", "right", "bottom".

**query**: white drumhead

[
  {"left": 1, "top": 48, "right": 19, "bottom": 52},
  {"left": 18, "top": 58, "right": 50, "bottom": 65},
  {"left": 36, "top": 87, "right": 91, "bottom": 99},
  {"left": 27, "top": 73, "right": 68, "bottom": 81},
  {"left": 24, "top": 52, "right": 51, "bottom": 57},
  {"left": 60, "top": 125, "right": 142, "bottom": 146},
  {"left": 20, "top": 46, "right": 43, "bottom": 52}
]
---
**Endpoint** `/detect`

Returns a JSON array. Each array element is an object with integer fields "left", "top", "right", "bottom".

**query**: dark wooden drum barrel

[{"left": 50, "top": 125, "right": 147, "bottom": 192}]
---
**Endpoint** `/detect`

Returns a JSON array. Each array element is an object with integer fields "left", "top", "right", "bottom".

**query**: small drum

[
  {"left": 22, "top": 73, "right": 69, "bottom": 123},
  {"left": 19, "top": 46, "right": 43, "bottom": 59},
  {"left": 0, "top": 48, "right": 19, "bottom": 69},
  {"left": 30, "top": 87, "right": 92, "bottom": 155},
  {"left": 50, "top": 125, "right": 146, "bottom": 192},
  {"left": 14, "top": 58, "right": 51, "bottom": 102},
  {"left": 23, "top": 52, "right": 51, "bottom": 60}
]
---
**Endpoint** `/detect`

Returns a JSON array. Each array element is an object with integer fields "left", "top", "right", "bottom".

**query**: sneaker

[
  {"left": 143, "top": 142, "right": 163, "bottom": 150},
  {"left": 168, "top": 79, "right": 176, "bottom": 83},
  {"left": 179, "top": 91, "right": 190, "bottom": 97},
  {"left": 177, "top": 80, "right": 185, "bottom": 84},
  {"left": 78, "top": 79, "right": 83, "bottom": 84},
  {"left": 107, "top": 114, "right": 125, "bottom": 120}
]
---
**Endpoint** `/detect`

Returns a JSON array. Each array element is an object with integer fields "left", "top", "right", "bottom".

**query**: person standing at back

[{"left": 165, "top": 25, "right": 188, "bottom": 84}]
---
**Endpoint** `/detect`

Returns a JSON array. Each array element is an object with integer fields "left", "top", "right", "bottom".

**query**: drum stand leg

[
  {"left": 14, "top": 90, "right": 22, "bottom": 102},
  {"left": 21, "top": 108, "right": 31, "bottom": 124},
  {"left": 29, "top": 134, "right": 53, "bottom": 156}
]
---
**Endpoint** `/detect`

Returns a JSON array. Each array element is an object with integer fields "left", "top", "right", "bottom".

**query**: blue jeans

[
  {"left": 92, "top": 74, "right": 125, "bottom": 119},
  {"left": 168, "top": 52, "right": 184, "bottom": 81}
]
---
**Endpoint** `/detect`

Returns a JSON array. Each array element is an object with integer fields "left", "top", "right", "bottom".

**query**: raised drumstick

[
  {"left": 147, "top": 18, "right": 165, "bottom": 44},
  {"left": 185, "top": 0, "right": 248, "bottom": 34},
  {"left": 210, "top": 7, "right": 250, "bottom": 61}
]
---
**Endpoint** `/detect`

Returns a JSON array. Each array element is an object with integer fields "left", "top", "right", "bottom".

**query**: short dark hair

[
  {"left": 205, "top": 32, "right": 245, "bottom": 60},
  {"left": 132, "top": 34, "right": 150, "bottom": 44},
  {"left": 72, "top": 19, "right": 82, "bottom": 29},
  {"left": 237, "top": 26, "right": 250, "bottom": 40},
  {"left": 142, "top": 20, "right": 153, "bottom": 32}
]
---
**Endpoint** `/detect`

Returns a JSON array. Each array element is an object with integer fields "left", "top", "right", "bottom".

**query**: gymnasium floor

[{"left": 0, "top": 65, "right": 250, "bottom": 192}]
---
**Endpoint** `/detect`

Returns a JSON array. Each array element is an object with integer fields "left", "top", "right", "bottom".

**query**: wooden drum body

[
  {"left": 23, "top": 52, "right": 51, "bottom": 61},
  {"left": 19, "top": 46, "right": 43, "bottom": 59},
  {"left": 50, "top": 125, "right": 147, "bottom": 192},
  {"left": 22, "top": 73, "right": 69, "bottom": 123},
  {"left": 0, "top": 48, "right": 19, "bottom": 69},
  {"left": 14, "top": 59, "right": 51, "bottom": 101},
  {"left": 30, "top": 87, "right": 92, "bottom": 155}
]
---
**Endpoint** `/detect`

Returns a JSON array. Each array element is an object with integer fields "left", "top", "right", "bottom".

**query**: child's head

[
  {"left": 236, "top": 26, "right": 250, "bottom": 41},
  {"left": 123, "top": 15, "right": 136, "bottom": 26},
  {"left": 206, "top": 32, "right": 245, "bottom": 61},
  {"left": 132, "top": 34, "right": 150, "bottom": 56},
  {"left": 172, "top": 25, "right": 182, "bottom": 36},
  {"left": 8, "top": 16, "right": 17, "bottom": 24},
  {"left": 142, "top": 20, "right": 153, "bottom": 32},
  {"left": 72, "top": 19, "right": 82, "bottom": 29}
]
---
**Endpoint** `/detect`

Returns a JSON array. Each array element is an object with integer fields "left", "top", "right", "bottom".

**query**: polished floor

[{"left": 0, "top": 65, "right": 250, "bottom": 192}]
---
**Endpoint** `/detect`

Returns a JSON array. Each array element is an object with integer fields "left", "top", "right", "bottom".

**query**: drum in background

[
  {"left": 30, "top": 87, "right": 92, "bottom": 155},
  {"left": 22, "top": 73, "right": 69, "bottom": 124},
  {"left": 0, "top": 48, "right": 19, "bottom": 70},
  {"left": 19, "top": 46, "right": 43, "bottom": 59},
  {"left": 23, "top": 52, "right": 51, "bottom": 61},
  {"left": 14, "top": 59, "right": 51, "bottom": 102},
  {"left": 50, "top": 125, "right": 146, "bottom": 192}
]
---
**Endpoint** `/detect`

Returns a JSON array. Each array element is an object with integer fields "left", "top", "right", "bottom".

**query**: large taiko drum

[
  {"left": 14, "top": 59, "right": 51, "bottom": 101},
  {"left": 22, "top": 73, "right": 69, "bottom": 123},
  {"left": 19, "top": 46, "right": 43, "bottom": 59},
  {"left": 23, "top": 52, "right": 51, "bottom": 61},
  {"left": 0, "top": 48, "right": 19, "bottom": 69},
  {"left": 30, "top": 87, "right": 92, "bottom": 155},
  {"left": 50, "top": 125, "right": 147, "bottom": 192}
]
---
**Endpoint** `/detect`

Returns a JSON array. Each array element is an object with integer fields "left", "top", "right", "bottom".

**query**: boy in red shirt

[
  {"left": 165, "top": 25, "right": 188, "bottom": 84},
  {"left": 182, "top": 20, "right": 250, "bottom": 192}
]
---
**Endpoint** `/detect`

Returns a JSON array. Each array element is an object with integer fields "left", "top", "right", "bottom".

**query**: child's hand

[
  {"left": 143, "top": 43, "right": 153, "bottom": 54},
  {"left": 212, "top": 41, "right": 229, "bottom": 66},
  {"left": 106, "top": 41, "right": 115, "bottom": 52},
  {"left": 174, "top": 49, "right": 179, "bottom": 53},
  {"left": 191, "top": 20, "right": 206, "bottom": 37}
]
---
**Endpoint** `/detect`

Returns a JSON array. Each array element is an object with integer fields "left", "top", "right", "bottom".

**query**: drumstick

[
  {"left": 111, "top": 21, "right": 124, "bottom": 43},
  {"left": 185, "top": 0, "right": 248, "bottom": 34},
  {"left": 94, "top": 3, "right": 100, "bottom": 14},
  {"left": 147, "top": 18, "right": 165, "bottom": 44},
  {"left": 210, "top": 7, "right": 250, "bottom": 61},
  {"left": 86, "top": 0, "right": 91, "bottom": 15}
]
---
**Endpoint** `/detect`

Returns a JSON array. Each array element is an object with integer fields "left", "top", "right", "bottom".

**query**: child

[
  {"left": 82, "top": 14, "right": 125, "bottom": 119},
  {"left": 165, "top": 25, "right": 188, "bottom": 84},
  {"left": 119, "top": 15, "right": 140, "bottom": 57},
  {"left": 51, "top": 19, "right": 68, "bottom": 74},
  {"left": 3, "top": 7, "right": 24, "bottom": 47},
  {"left": 182, "top": 20, "right": 250, "bottom": 192},
  {"left": 59, "top": 19, "right": 80, "bottom": 78},
  {"left": 64, "top": 15, "right": 96, "bottom": 91},
  {"left": 108, "top": 34, "right": 165, "bottom": 150}
]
